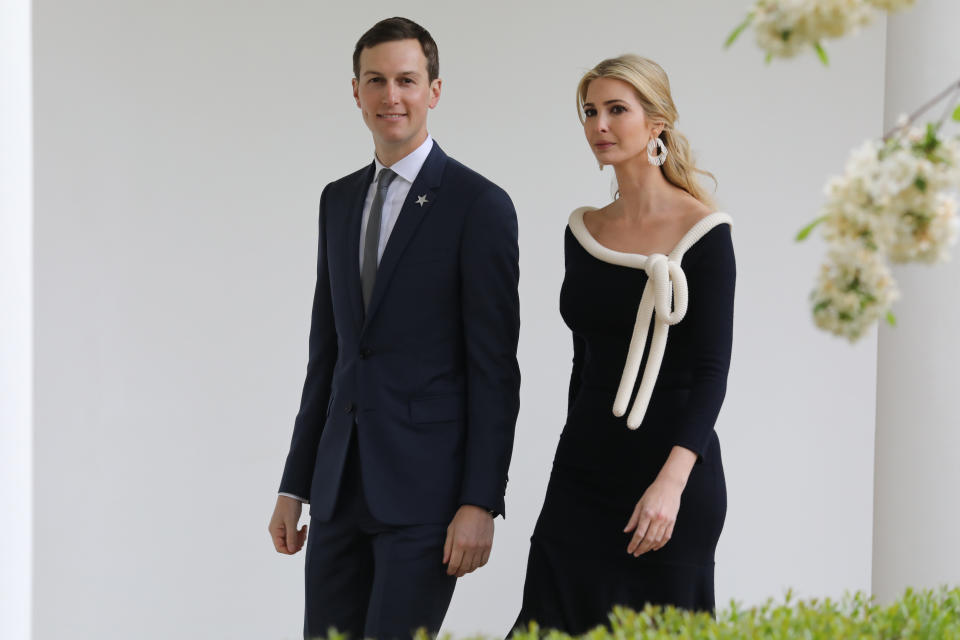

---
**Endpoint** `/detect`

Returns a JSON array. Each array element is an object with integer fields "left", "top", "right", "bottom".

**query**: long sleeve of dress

[{"left": 671, "top": 224, "right": 736, "bottom": 460}]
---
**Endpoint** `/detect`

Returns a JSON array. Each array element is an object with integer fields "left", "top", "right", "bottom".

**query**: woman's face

[{"left": 582, "top": 77, "right": 659, "bottom": 168}]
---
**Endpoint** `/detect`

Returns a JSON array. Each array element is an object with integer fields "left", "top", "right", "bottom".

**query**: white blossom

[
  {"left": 744, "top": 0, "right": 916, "bottom": 61},
  {"left": 889, "top": 193, "right": 960, "bottom": 263},
  {"left": 809, "top": 124, "right": 960, "bottom": 340},
  {"left": 811, "top": 241, "right": 900, "bottom": 342}
]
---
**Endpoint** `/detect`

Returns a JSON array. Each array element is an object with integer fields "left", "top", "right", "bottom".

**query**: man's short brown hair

[{"left": 353, "top": 17, "right": 439, "bottom": 82}]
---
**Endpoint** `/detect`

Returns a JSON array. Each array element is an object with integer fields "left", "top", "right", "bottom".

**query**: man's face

[{"left": 352, "top": 39, "right": 441, "bottom": 161}]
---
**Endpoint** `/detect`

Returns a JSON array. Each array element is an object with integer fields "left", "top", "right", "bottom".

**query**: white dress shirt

[
  {"left": 278, "top": 135, "right": 434, "bottom": 505},
  {"left": 359, "top": 135, "right": 434, "bottom": 269}
]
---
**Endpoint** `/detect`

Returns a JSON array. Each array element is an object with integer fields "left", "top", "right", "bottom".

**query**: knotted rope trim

[{"left": 567, "top": 207, "right": 733, "bottom": 429}]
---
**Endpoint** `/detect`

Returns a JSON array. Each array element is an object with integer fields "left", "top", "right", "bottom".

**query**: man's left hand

[{"left": 443, "top": 505, "right": 494, "bottom": 577}]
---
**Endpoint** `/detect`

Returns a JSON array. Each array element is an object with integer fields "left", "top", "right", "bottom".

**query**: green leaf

[
  {"left": 796, "top": 215, "right": 828, "bottom": 241},
  {"left": 953, "top": 103, "right": 960, "bottom": 122},
  {"left": 915, "top": 176, "right": 928, "bottom": 192},
  {"left": 724, "top": 14, "right": 754, "bottom": 48},
  {"left": 814, "top": 42, "right": 830, "bottom": 66},
  {"left": 919, "top": 122, "right": 941, "bottom": 154},
  {"left": 765, "top": 52, "right": 773, "bottom": 64},
  {"left": 886, "top": 310, "right": 897, "bottom": 326}
]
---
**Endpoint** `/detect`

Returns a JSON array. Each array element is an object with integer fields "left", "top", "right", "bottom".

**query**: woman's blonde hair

[{"left": 577, "top": 54, "right": 716, "bottom": 208}]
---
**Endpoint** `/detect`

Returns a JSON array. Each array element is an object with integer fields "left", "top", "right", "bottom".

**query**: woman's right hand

[
  {"left": 623, "top": 475, "right": 683, "bottom": 556},
  {"left": 623, "top": 445, "right": 697, "bottom": 556}
]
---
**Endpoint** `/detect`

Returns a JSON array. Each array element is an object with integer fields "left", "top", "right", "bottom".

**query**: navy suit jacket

[{"left": 279, "top": 142, "right": 521, "bottom": 525}]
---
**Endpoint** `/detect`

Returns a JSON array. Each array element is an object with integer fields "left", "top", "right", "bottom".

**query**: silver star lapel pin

[{"left": 415, "top": 194, "right": 429, "bottom": 207}]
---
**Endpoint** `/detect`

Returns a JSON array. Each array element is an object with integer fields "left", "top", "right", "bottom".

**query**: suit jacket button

[
  {"left": 359, "top": 348, "right": 372, "bottom": 359},
  {"left": 344, "top": 402, "right": 354, "bottom": 413}
]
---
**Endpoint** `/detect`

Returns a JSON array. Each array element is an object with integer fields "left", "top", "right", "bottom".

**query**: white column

[
  {"left": 0, "top": 0, "right": 34, "bottom": 639},
  {"left": 874, "top": 0, "right": 960, "bottom": 602}
]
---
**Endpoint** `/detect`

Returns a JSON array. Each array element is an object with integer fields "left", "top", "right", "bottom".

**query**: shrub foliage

[
  {"left": 505, "top": 588, "right": 960, "bottom": 640},
  {"left": 318, "top": 587, "right": 960, "bottom": 640}
]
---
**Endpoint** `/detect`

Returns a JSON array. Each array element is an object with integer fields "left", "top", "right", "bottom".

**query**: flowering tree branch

[
  {"left": 883, "top": 77, "right": 960, "bottom": 141},
  {"left": 725, "top": 0, "right": 917, "bottom": 65},
  {"left": 797, "top": 90, "right": 960, "bottom": 341},
  {"left": 724, "top": 1, "right": 960, "bottom": 341}
]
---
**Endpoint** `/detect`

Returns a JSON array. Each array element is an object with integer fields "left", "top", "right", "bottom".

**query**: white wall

[
  {"left": 873, "top": 0, "right": 960, "bottom": 603},
  {"left": 28, "top": 1, "right": 884, "bottom": 638},
  {"left": 1, "top": 1, "right": 33, "bottom": 639}
]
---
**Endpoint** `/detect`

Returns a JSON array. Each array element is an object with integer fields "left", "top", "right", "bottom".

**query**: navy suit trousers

[{"left": 303, "top": 427, "right": 456, "bottom": 640}]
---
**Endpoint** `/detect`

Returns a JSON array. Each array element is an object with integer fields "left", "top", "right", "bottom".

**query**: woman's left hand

[{"left": 623, "top": 475, "right": 684, "bottom": 556}]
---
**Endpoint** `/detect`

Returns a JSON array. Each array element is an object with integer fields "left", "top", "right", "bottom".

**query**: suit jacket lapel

[
  {"left": 345, "top": 163, "right": 374, "bottom": 332},
  {"left": 362, "top": 143, "right": 447, "bottom": 330}
]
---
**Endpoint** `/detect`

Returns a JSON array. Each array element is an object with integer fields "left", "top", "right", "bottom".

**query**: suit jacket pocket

[
  {"left": 409, "top": 393, "right": 464, "bottom": 424},
  {"left": 400, "top": 250, "right": 455, "bottom": 268}
]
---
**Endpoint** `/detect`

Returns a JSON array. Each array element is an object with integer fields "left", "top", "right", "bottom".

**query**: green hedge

[
  {"left": 503, "top": 588, "right": 960, "bottom": 640},
  {"left": 318, "top": 587, "right": 960, "bottom": 639}
]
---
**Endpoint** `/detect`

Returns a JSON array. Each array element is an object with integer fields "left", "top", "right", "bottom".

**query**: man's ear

[
  {"left": 352, "top": 77, "right": 361, "bottom": 108},
  {"left": 428, "top": 78, "right": 442, "bottom": 109}
]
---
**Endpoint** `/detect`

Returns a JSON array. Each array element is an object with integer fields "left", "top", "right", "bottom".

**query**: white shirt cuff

[{"left": 278, "top": 492, "right": 309, "bottom": 504}]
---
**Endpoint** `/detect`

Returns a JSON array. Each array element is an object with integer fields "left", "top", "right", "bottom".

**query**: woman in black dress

[{"left": 513, "top": 55, "right": 735, "bottom": 634}]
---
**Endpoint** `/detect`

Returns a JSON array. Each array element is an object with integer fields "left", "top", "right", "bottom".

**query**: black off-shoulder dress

[{"left": 513, "top": 208, "right": 736, "bottom": 635}]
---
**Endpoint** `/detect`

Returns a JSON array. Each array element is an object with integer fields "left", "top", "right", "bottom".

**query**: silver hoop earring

[{"left": 647, "top": 137, "right": 668, "bottom": 167}]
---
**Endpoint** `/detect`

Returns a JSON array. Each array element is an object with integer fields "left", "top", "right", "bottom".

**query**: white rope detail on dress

[{"left": 567, "top": 207, "right": 732, "bottom": 429}]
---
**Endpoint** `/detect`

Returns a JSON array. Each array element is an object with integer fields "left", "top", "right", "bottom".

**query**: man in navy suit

[{"left": 268, "top": 17, "right": 521, "bottom": 640}]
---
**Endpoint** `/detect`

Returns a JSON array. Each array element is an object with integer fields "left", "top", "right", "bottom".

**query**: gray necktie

[{"left": 361, "top": 168, "right": 398, "bottom": 311}]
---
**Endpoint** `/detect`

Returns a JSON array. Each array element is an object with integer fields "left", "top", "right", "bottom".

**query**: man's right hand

[{"left": 269, "top": 495, "right": 307, "bottom": 554}]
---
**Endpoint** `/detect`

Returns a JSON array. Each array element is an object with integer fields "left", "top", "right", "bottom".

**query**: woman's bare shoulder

[
  {"left": 582, "top": 201, "right": 617, "bottom": 232},
  {"left": 676, "top": 195, "right": 713, "bottom": 228}
]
